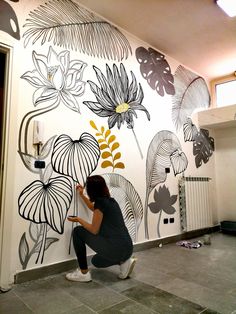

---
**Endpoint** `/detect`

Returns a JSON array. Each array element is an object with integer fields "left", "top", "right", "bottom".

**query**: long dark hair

[{"left": 86, "top": 175, "right": 110, "bottom": 202}]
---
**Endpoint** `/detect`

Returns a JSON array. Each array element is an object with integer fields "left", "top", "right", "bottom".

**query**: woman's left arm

[{"left": 67, "top": 209, "right": 103, "bottom": 235}]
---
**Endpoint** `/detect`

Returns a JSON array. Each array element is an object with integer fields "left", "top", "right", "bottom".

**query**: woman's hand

[
  {"left": 67, "top": 215, "right": 79, "bottom": 222},
  {"left": 76, "top": 184, "right": 84, "bottom": 196}
]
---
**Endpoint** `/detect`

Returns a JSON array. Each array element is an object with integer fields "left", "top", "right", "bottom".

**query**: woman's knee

[{"left": 73, "top": 225, "right": 85, "bottom": 238}]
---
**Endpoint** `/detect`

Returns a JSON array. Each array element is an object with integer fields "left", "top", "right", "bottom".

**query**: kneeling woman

[{"left": 66, "top": 175, "right": 136, "bottom": 282}]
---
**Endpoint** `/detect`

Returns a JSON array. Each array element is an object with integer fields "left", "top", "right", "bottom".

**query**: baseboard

[{"left": 14, "top": 225, "right": 220, "bottom": 284}]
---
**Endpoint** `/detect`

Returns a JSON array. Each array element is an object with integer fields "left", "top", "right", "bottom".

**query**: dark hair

[{"left": 86, "top": 175, "right": 110, "bottom": 202}]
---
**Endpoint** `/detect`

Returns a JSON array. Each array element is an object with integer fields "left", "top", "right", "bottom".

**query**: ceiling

[{"left": 78, "top": 0, "right": 236, "bottom": 82}]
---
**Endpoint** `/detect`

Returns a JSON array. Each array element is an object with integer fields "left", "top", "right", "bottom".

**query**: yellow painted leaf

[
  {"left": 96, "top": 132, "right": 102, "bottom": 136},
  {"left": 111, "top": 142, "right": 120, "bottom": 152},
  {"left": 105, "top": 129, "right": 111, "bottom": 138},
  {"left": 108, "top": 135, "right": 116, "bottom": 145},
  {"left": 100, "top": 144, "right": 109, "bottom": 150},
  {"left": 101, "top": 126, "right": 105, "bottom": 134},
  {"left": 90, "top": 120, "right": 98, "bottom": 130},
  {"left": 101, "top": 160, "right": 113, "bottom": 168},
  {"left": 98, "top": 139, "right": 105, "bottom": 143},
  {"left": 114, "top": 162, "right": 125, "bottom": 169},
  {"left": 113, "top": 152, "right": 121, "bottom": 161},
  {"left": 102, "top": 151, "right": 112, "bottom": 158}
]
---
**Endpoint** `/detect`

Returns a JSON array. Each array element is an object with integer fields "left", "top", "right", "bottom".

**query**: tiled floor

[{"left": 1, "top": 232, "right": 236, "bottom": 314}]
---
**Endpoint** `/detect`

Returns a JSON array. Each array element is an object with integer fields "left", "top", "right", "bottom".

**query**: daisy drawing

[{"left": 83, "top": 63, "right": 150, "bottom": 159}]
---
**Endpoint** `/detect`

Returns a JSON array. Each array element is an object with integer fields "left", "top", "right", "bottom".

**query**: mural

[
  {"left": 0, "top": 0, "right": 20, "bottom": 40},
  {"left": 23, "top": 0, "right": 131, "bottom": 61},
  {"left": 83, "top": 63, "right": 150, "bottom": 159},
  {"left": 17, "top": 46, "right": 90, "bottom": 267},
  {"left": 144, "top": 130, "right": 188, "bottom": 239},
  {"left": 102, "top": 173, "right": 143, "bottom": 242},
  {"left": 18, "top": 176, "right": 73, "bottom": 267},
  {"left": 183, "top": 118, "right": 215, "bottom": 168},
  {"left": 136, "top": 47, "right": 175, "bottom": 97},
  {"left": 148, "top": 185, "right": 177, "bottom": 237},
  {"left": 172, "top": 65, "right": 210, "bottom": 131},
  {"left": 90, "top": 120, "right": 125, "bottom": 172}
]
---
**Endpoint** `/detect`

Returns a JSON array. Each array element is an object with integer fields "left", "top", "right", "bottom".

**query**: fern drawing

[
  {"left": 23, "top": 0, "right": 131, "bottom": 61},
  {"left": 90, "top": 120, "right": 125, "bottom": 172}
]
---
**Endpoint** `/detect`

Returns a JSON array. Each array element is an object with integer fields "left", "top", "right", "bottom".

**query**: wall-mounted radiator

[{"left": 179, "top": 176, "right": 213, "bottom": 232}]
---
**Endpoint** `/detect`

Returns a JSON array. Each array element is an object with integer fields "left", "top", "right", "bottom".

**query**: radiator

[{"left": 179, "top": 176, "right": 213, "bottom": 232}]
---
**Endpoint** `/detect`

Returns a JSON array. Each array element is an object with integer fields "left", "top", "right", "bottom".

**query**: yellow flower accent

[{"left": 116, "top": 103, "right": 130, "bottom": 113}]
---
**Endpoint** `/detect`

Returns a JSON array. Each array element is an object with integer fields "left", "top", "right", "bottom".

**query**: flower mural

[
  {"left": 83, "top": 63, "right": 150, "bottom": 158},
  {"left": 148, "top": 185, "right": 177, "bottom": 237},
  {"left": 21, "top": 46, "right": 87, "bottom": 111}
]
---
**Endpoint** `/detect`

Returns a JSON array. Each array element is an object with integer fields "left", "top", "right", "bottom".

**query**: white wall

[
  {"left": 214, "top": 127, "right": 236, "bottom": 221},
  {"left": 0, "top": 0, "right": 217, "bottom": 287}
]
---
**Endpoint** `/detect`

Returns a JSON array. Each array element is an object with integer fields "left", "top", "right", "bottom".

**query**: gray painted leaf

[
  {"left": 19, "top": 232, "right": 29, "bottom": 266},
  {"left": 40, "top": 135, "right": 57, "bottom": 159},
  {"left": 18, "top": 152, "right": 40, "bottom": 174},
  {"left": 29, "top": 222, "right": 42, "bottom": 242},
  {"left": 102, "top": 173, "right": 143, "bottom": 242}
]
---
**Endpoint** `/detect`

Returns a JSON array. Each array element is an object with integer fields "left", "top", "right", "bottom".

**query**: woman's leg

[
  {"left": 73, "top": 226, "right": 132, "bottom": 269},
  {"left": 72, "top": 226, "right": 89, "bottom": 272}
]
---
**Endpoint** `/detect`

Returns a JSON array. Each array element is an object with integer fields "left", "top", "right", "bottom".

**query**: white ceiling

[{"left": 78, "top": 0, "right": 236, "bottom": 81}]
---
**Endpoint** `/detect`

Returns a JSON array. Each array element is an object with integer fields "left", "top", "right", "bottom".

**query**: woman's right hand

[{"left": 76, "top": 184, "right": 84, "bottom": 196}]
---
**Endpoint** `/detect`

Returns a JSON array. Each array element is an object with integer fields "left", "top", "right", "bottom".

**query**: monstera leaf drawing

[
  {"left": 51, "top": 133, "right": 100, "bottom": 185},
  {"left": 183, "top": 118, "right": 198, "bottom": 142},
  {"left": 0, "top": 0, "right": 20, "bottom": 40},
  {"left": 144, "top": 130, "right": 188, "bottom": 239},
  {"left": 193, "top": 129, "right": 215, "bottom": 168},
  {"left": 172, "top": 65, "right": 210, "bottom": 131},
  {"left": 136, "top": 47, "right": 175, "bottom": 96},
  {"left": 23, "top": 0, "right": 131, "bottom": 61},
  {"left": 18, "top": 176, "right": 73, "bottom": 234},
  {"left": 102, "top": 173, "right": 143, "bottom": 242}
]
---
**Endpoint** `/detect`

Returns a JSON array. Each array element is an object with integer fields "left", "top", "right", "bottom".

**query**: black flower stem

[
  {"left": 69, "top": 182, "right": 77, "bottom": 254},
  {"left": 131, "top": 128, "right": 143, "bottom": 159},
  {"left": 144, "top": 195, "right": 150, "bottom": 239},
  {"left": 35, "top": 223, "right": 47, "bottom": 264},
  {"left": 157, "top": 209, "right": 162, "bottom": 238}
]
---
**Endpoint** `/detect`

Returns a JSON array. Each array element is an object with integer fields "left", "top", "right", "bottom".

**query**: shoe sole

[
  {"left": 66, "top": 275, "right": 92, "bottom": 283},
  {"left": 119, "top": 258, "right": 137, "bottom": 279}
]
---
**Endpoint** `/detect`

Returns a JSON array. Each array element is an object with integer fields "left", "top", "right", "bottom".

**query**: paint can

[{"left": 203, "top": 234, "right": 211, "bottom": 245}]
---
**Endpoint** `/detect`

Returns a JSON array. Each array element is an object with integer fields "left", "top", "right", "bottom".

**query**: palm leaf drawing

[
  {"left": 102, "top": 173, "right": 143, "bottom": 242},
  {"left": 144, "top": 130, "right": 188, "bottom": 239},
  {"left": 90, "top": 120, "right": 125, "bottom": 172},
  {"left": 172, "top": 65, "right": 210, "bottom": 131},
  {"left": 23, "top": 0, "right": 131, "bottom": 61}
]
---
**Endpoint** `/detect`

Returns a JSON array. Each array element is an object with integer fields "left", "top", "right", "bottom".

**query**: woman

[{"left": 66, "top": 175, "right": 136, "bottom": 282}]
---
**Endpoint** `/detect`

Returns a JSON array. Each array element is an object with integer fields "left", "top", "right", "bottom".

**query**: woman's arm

[
  {"left": 67, "top": 209, "right": 103, "bottom": 235},
  {"left": 76, "top": 184, "right": 94, "bottom": 211}
]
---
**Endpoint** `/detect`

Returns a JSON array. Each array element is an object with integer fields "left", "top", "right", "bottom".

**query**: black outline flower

[{"left": 83, "top": 63, "right": 150, "bottom": 129}]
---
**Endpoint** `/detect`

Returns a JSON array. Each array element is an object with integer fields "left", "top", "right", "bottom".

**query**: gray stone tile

[
  {"left": 121, "top": 282, "right": 205, "bottom": 314},
  {"left": 14, "top": 278, "right": 82, "bottom": 314},
  {"left": 0, "top": 294, "right": 33, "bottom": 314},
  {"left": 157, "top": 277, "right": 236, "bottom": 314},
  {"left": 98, "top": 299, "right": 158, "bottom": 314},
  {"left": 49, "top": 273, "right": 127, "bottom": 311},
  {"left": 63, "top": 304, "right": 98, "bottom": 314},
  {"left": 91, "top": 268, "right": 139, "bottom": 292}
]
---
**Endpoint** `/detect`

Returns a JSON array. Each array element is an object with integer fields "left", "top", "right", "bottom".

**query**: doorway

[
  {"left": 0, "top": 51, "right": 6, "bottom": 221},
  {"left": 0, "top": 45, "right": 11, "bottom": 291}
]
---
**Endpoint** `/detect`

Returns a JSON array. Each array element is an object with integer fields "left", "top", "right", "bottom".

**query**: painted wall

[
  {"left": 0, "top": 0, "right": 217, "bottom": 286},
  {"left": 214, "top": 127, "right": 236, "bottom": 221}
]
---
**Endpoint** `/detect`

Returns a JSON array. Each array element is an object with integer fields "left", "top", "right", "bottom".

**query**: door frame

[{"left": 0, "top": 43, "right": 14, "bottom": 291}]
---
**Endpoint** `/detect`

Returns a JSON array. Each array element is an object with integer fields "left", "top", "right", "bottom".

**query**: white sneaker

[
  {"left": 118, "top": 257, "right": 137, "bottom": 279},
  {"left": 66, "top": 268, "right": 92, "bottom": 282}
]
